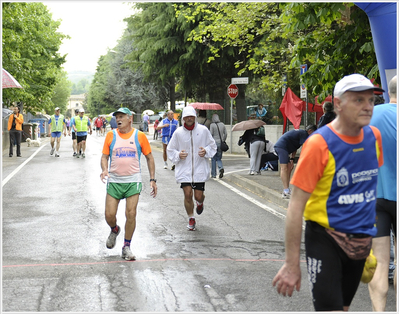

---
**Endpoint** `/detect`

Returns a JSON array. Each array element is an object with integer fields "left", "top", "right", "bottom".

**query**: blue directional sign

[{"left": 300, "top": 64, "right": 308, "bottom": 75}]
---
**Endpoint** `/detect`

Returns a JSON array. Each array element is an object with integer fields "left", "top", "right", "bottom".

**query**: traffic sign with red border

[{"left": 227, "top": 84, "right": 238, "bottom": 99}]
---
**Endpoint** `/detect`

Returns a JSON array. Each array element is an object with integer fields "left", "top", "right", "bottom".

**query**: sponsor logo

[
  {"left": 365, "top": 190, "right": 376, "bottom": 203},
  {"left": 353, "top": 148, "right": 364, "bottom": 152},
  {"left": 115, "top": 147, "right": 136, "bottom": 158},
  {"left": 351, "top": 168, "right": 378, "bottom": 184},
  {"left": 338, "top": 190, "right": 376, "bottom": 204},
  {"left": 337, "top": 168, "right": 349, "bottom": 187},
  {"left": 338, "top": 193, "right": 364, "bottom": 204}
]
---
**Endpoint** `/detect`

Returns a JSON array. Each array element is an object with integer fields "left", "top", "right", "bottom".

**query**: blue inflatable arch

[{"left": 355, "top": 3, "right": 397, "bottom": 101}]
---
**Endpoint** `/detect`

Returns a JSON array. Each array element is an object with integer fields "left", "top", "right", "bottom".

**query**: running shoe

[
  {"left": 171, "top": 164, "right": 175, "bottom": 171},
  {"left": 121, "top": 246, "right": 136, "bottom": 261},
  {"left": 164, "top": 163, "right": 168, "bottom": 169},
  {"left": 106, "top": 225, "right": 120, "bottom": 249},
  {"left": 219, "top": 168, "right": 224, "bottom": 179},
  {"left": 82, "top": 153, "right": 86, "bottom": 158},
  {"left": 256, "top": 171, "right": 261, "bottom": 175},
  {"left": 76, "top": 154, "right": 80, "bottom": 158},
  {"left": 187, "top": 218, "right": 196, "bottom": 231},
  {"left": 73, "top": 152, "right": 77, "bottom": 157},
  {"left": 55, "top": 153, "right": 60, "bottom": 157},
  {"left": 196, "top": 202, "right": 204, "bottom": 215},
  {"left": 50, "top": 148, "right": 55, "bottom": 155},
  {"left": 282, "top": 191, "right": 291, "bottom": 199},
  {"left": 249, "top": 171, "right": 255, "bottom": 175}
]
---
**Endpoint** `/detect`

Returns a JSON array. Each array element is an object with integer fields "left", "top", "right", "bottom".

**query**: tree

[
  {"left": 177, "top": 3, "right": 378, "bottom": 101},
  {"left": 50, "top": 70, "right": 72, "bottom": 114},
  {"left": 2, "top": 2, "right": 68, "bottom": 112},
  {"left": 280, "top": 3, "right": 377, "bottom": 100}
]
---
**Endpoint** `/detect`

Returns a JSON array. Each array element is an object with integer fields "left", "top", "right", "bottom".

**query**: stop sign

[{"left": 227, "top": 84, "right": 238, "bottom": 99}]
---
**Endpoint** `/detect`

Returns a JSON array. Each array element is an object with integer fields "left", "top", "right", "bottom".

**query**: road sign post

[
  {"left": 228, "top": 84, "right": 239, "bottom": 152},
  {"left": 300, "top": 64, "right": 308, "bottom": 126}
]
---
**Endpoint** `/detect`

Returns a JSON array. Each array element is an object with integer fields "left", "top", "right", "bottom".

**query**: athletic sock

[
  {"left": 123, "top": 239, "right": 131, "bottom": 248},
  {"left": 283, "top": 188, "right": 290, "bottom": 194},
  {"left": 111, "top": 225, "right": 119, "bottom": 233}
]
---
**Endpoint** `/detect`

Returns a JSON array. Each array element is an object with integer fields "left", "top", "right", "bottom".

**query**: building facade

[{"left": 67, "top": 94, "right": 85, "bottom": 117}]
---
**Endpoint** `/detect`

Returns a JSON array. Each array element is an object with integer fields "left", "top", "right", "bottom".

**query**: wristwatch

[{"left": 150, "top": 179, "right": 157, "bottom": 182}]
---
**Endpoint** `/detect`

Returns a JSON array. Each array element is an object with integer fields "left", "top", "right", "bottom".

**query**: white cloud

[{"left": 44, "top": 1, "right": 133, "bottom": 73}]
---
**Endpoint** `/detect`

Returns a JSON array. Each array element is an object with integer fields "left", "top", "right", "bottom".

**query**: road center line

[{"left": 2, "top": 144, "right": 47, "bottom": 187}]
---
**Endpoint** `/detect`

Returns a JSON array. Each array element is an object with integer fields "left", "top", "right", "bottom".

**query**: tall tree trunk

[{"left": 169, "top": 77, "right": 176, "bottom": 112}]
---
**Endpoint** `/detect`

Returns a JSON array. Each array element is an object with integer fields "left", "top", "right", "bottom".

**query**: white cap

[
  {"left": 79, "top": 108, "right": 85, "bottom": 113},
  {"left": 182, "top": 106, "right": 197, "bottom": 119},
  {"left": 55, "top": 107, "right": 60, "bottom": 111},
  {"left": 334, "top": 73, "right": 384, "bottom": 97}
]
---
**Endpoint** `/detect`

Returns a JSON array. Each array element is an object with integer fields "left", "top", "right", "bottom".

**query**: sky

[{"left": 44, "top": 1, "right": 134, "bottom": 74}]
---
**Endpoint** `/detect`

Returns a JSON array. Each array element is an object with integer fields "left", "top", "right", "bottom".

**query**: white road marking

[
  {"left": 217, "top": 179, "right": 287, "bottom": 220},
  {"left": 2, "top": 145, "right": 47, "bottom": 187},
  {"left": 216, "top": 175, "right": 306, "bottom": 230}
]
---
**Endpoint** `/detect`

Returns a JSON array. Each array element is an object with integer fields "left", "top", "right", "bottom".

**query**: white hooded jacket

[{"left": 167, "top": 106, "right": 217, "bottom": 183}]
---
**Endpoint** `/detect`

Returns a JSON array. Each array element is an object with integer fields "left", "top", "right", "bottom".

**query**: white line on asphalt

[
  {"left": 217, "top": 179, "right": 287, "bottom": 220},
  {"left": 2, "top": 145, "right": 47, "bottom": 187},
  {"left": 217, "top": 177, "right": 306, "bottom": 230}
]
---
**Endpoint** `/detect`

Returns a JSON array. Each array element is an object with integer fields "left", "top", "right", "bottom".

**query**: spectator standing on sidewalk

[
  {"left": 72, "top": 108, "right": 92, "bottom": 158},
  {"left": 143, "top": 112, "right": 149, "bottom": 132},
  {"left": 48, "top": 107, "right": 67, "bottom": 157},
  {"left": 167, "top": 106, "right": 216, "bottom": 231},
  {"left": 153, "top": 119, "right": 160, "bottom": 140},
  {"left": 256, "top": 103, "right": 267, "bottom": 122},
  {"left": 8, "top": 105, "right": 24, "bottom": 157},
  {"left": 209, "top": 113, "right": 227, "bottom": 178},
  {"left": 368, "top": 75, "right": 397, "bottom": 311},
  {"left": 249, "top": 126, "right": 266, "bottom": 175},
  {"left": 157, "top": 110, "right": 179, "bottom": 170},
  {"left": 100, "top": 107, "right": 157, "bottom": 260},
  {"left": 317, "top": 101, "right": 336, "bottom": 129},
  {"left": 274, "top": 125, "right": 316, "bottom": 198},
  {"left": 197, "top": 110, "right": 211, "bottom": 129},
  {"left": 272, "top": 73, "right": 384, "bottom": 311}
]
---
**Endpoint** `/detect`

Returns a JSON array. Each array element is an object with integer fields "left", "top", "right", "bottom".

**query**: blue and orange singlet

[{"left": 291, "top": 124, "right": 383, "bottom": 236}]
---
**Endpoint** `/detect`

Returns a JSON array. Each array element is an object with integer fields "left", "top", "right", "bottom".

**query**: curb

[{"left": 224, "top": 173, "right": 289, "bottom": 208}]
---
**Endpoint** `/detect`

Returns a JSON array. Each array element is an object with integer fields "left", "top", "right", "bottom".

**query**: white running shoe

[
  {"left": 187, "top": 217, "right": 196, "bottom": 231},
  {"left": 122, "top": 246, "right": 136, "bottom": 261},
  {"left": 106, "top": 226, "right": 120, "bottom": 249},
  {"left": 50, "top": 148, "right": 55, "bottom": 155}
]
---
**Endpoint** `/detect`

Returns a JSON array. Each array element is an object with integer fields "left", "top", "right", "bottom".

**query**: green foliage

[
  {"left": 71, "top": 78, "right": 91, "bottom": 94},
  {"left": 2, "top": 2, "right": 68, "bottom": 112},
  {"left": 50, "top": 70, "right": 72, "bottom": 114},
  {"left": 177, "top": 2, "right": 378, "bottom": 102},
  {"left": 280, "top": 3, "right": 376, "bottom": 100}
]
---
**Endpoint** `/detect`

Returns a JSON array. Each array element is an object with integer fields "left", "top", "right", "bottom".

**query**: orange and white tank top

[{"left": 109, "top": 129, "right": 142, "bottom": 183}]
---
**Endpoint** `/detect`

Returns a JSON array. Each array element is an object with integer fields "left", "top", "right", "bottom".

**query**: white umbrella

[{"left": 142, "top": 109, "right": 154, "bottom": 116}]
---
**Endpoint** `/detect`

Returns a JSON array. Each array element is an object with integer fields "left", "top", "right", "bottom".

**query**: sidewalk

[{"left": 147, "top": 134, "right": 289, "bottom": 209}]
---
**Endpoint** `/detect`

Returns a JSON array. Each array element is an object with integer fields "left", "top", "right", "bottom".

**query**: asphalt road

[{"left": 2, "top": 133, "right": 396, "bottom": 312}]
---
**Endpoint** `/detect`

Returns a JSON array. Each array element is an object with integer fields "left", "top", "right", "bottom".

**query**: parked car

[{"left": 149, "top": 114, "right": 161, "bottom": 124}]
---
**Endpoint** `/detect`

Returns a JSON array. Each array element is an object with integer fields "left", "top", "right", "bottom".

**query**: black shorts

[
  {"left": 180, "top": 182, "right": 205, "bottom": 191},
  {"left": 274, "top": 147, "right": 290, "bottom": 164},
  {"left": 72, "top": 132, "right": 76, "bottom": 140},
  {"left": 375, "top": 198, "right": 397, "bottom": 238},
  {"left": 305, "top": 221, "right": 365, "bottom": 311},
  {"left": 77, "top": 135, "right": 87, "bottom": 143}
]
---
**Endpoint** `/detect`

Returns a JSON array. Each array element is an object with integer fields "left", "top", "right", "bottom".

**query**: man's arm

[
  {"left": 100, "top": 154, "right": 110, "bottom": 183},
  {"left": 144, "top": 152, "right": 157, "bottom": 198},
  {"left": 272, "top": 186, "right": 310, "bottom": 297}
]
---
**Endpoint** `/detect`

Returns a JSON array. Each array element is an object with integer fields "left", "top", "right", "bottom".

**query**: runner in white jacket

[{"left": 167, "top": 106, "right": 217, "bottom": 231}]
